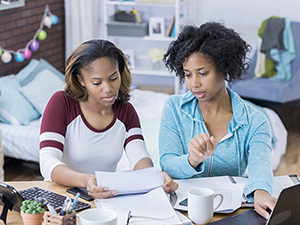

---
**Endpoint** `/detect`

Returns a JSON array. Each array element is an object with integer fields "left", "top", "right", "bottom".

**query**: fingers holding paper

[
  {"left": 86, "top": 175, "right": 118, "bottom": 199},
  {"left": 188, "top": 133, "right": 217, "bottom": 169},
  {"left": 161, "top": 171, "right": 179, "bottom": 194}
]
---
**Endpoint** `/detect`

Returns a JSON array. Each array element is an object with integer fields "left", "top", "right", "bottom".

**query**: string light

[{"left": 0, "top": 4, "right": 58, "bottom": 64}]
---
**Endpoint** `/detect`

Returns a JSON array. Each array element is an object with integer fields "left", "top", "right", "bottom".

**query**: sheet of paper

[
  {"left": 173, "top": 176, "right": 244, "bottom": 213},
  {"left": 233, "top": 175, "right": 297, "bottom": 199},
  {"left": 95, "top": 187, "right": 182, "bottom": 225},
  {"left": 95, "top": 167, "right": 163, "bottom": 195},
  {"left": 272, "top": 175, "right": 296, "bottom": 198}
]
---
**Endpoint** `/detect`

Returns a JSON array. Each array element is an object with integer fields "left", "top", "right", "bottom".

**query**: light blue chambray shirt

[{"left": 159, "top": 88, "right": 273, "bottom": 200}]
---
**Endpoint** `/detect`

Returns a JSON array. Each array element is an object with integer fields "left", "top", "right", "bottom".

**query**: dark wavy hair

[
  {"left": 164, "top": 22, "right": 251, "bottom": 83},
  {"left": 64, "top": 39, "right": 132, "bottom": 102}
]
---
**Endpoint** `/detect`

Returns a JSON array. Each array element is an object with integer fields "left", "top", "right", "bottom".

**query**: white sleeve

[
  {"left": 125, "top": 128, "right": 151, "bottom": 170},
  {"left": 39, "top": 148, "right": 65, "bottom": 181}
]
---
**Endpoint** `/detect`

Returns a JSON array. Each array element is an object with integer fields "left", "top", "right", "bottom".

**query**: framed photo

[
  {"left": 149, "top": 17, "right": 165, "bottom": 38},
  {"left": 123, "top": 49, "right": 135, "bottom": 70}
]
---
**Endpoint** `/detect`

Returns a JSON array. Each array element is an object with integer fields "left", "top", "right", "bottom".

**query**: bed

[{"left": 0, "top": 59, "right": 288, "bottom": 177}]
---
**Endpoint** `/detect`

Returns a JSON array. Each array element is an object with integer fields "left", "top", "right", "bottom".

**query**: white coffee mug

[
  {"left": 77, "top": 208, "right": 117, "bottom": 225},
  {"left": 188, "top": 187, "right": 223, "bottom": 224}
]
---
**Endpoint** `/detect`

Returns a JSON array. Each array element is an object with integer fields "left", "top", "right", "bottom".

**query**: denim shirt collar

[{"left": 180, "top": 88, "right": 249, "bottom": 130}]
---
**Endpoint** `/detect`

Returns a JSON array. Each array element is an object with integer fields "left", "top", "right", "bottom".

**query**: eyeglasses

[
  {"left": 126, "top": 210, "right": 132, "bottom": 225},
  {"left": 126, "top": 210, "right": 176, "bottom": 224}
]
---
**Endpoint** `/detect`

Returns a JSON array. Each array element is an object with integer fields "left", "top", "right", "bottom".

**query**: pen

[
  {"left": 70, "top": 192, "right": 80, "bottom": 212},
  {"left": 47, "top": 203, "right": 57, "bottom": 215},
  {"left": 60, "top": 197, "right": 71, "bottom": 216}
]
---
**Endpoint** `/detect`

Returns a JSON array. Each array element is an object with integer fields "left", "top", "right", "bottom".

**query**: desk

[{"left": 0, "top": 181, "right": 248, "bottom": 225}]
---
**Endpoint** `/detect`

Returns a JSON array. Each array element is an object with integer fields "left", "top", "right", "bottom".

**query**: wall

[{"left": 0, "top": 0, "right": 65, "bottom": 77}]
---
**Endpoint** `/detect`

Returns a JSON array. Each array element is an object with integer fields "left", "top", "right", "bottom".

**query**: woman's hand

[
  {"left": 86, "top": 175, "right": 118, "bottom": 199},
  {"left": 254, "top": 189, "right": 276, "bottom": 219},
  {"left": 188, "top": 133, "right": 217, "bottom": 169},
  {"left": 161, "top": 171, "right": 178, "bottom": 194}
]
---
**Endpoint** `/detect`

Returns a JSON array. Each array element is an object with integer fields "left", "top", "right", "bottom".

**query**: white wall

[{"left": 97, "top": 0, "right": 300, "bottom": 88}]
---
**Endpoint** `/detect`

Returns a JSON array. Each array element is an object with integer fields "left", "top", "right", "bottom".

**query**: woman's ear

[{"left": 77, "top": 74, "right": 85, "bottom": 87}]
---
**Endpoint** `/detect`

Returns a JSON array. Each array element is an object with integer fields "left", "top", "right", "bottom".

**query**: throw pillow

[{"left": 19, "top": 69, "right": 65, "bottom": 115}]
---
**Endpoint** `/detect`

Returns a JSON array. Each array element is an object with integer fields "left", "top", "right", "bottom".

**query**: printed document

[
  {"left": 173, "top": 176, "right": 245, "bottom": 213},
  {"left": 95, "top": 167, "right": 163, "bottom": 195},
  {"left": 95, "top": 187, "right": 182, "bottom": 225}
]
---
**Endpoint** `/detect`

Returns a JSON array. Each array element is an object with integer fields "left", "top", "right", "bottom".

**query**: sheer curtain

[{"left": 64, "top": 0, "right": 99, "bottom": 58}]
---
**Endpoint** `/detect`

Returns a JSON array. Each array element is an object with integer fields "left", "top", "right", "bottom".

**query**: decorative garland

[{"left": 0, "top": 4, "right": 58, "bottom": 63}]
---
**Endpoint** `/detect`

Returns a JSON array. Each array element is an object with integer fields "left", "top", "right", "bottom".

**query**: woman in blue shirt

[{"left": 159, "top": 22, "right": 276, "bottom": 219}]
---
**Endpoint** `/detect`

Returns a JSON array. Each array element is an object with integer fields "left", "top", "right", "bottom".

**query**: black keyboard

[{"left": 19, "top": 187, "right": 91, "bottom": 211}]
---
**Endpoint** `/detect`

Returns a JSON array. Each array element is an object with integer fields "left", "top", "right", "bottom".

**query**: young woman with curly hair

[
  {"left": 39, "top": 39, "right": 178, "bottom": 199},
  {"left": 159, "top": 22, "right": 276, "bottom": 219}
]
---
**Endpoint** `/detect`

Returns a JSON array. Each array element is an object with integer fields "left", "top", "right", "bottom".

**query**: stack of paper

[
  {"left": 173, "top": 176, "right": 245, "bottom": 213},
  {"left": 95, "top": 187, "right": 182, "bottom": 225},
  {"left": 95, "top": 168, "right": 182, "bottom": 225}
]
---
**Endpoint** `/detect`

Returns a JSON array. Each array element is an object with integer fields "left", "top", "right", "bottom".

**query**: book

[{"left": 165, "top": 15, "right": 175, "bottom": 37}]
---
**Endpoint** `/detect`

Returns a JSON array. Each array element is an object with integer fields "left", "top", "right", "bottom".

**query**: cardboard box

[{"left": 107, "top": 21, "right": 148, "bottom": 37}]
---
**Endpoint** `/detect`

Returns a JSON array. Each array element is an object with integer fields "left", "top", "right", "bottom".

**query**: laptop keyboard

[{"left": 19, "top": 187, "right": 91, "bottom": 211}]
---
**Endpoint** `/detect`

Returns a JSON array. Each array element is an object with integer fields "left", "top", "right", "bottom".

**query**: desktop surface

[{"left": 0, "top": 181, "right": 248, "bottom": 225}]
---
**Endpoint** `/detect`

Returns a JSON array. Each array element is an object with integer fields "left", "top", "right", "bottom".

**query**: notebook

[{"left": 208, "top": 183, "right": 300, "bottom": 224}]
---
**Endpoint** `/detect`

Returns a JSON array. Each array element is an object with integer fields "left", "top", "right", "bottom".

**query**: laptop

[{"left": 208, "top": 183, "right": 300, "bottom": 225}]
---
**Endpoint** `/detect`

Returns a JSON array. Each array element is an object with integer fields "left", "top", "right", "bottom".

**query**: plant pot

[{"left": 21, "top": 211, "right": 45, "bottom": 225}]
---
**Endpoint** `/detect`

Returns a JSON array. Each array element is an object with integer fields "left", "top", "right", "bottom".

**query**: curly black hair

[{"left": 164, "top": 21, "right": 251, "bottom": 83}]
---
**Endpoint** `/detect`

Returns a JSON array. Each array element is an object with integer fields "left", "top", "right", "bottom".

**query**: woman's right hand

[
  {"left": 86, "top": 175, "right": 118, "bottom": 199},
  {"left": 188, "top": 132, "right": 217, "bottom": 169}
]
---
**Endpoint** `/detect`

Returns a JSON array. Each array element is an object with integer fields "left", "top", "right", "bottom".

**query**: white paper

[
  {"left": 95, "top": 187, "right": 182, "bottom": 225},
  {"left": 95, "top": 167, "right": 163, "bottom": 195},
  {"left": 233, "top": 175, "right": 297, "bottom": 199},
  {"left": 173, "top": 176, "right": 244, "bottom": 213}
]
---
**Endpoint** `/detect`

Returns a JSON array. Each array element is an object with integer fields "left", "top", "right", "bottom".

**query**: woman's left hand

[
  {"left": 161, "top": 171, "right": 178, "bottom": 194},
  {"left": 254, "top": 189, "right": 276, "bottom": 219}
]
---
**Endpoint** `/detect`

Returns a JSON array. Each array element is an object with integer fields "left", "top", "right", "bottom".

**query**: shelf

[
  {"left": 143, "top": 36, "right": 175, "bottom": 41},
  {"left": 106, "top": 1, "right": 185, "bottom": 7},
  {"left": 131, "top": 67, "right": 173, "bottom": 77}
]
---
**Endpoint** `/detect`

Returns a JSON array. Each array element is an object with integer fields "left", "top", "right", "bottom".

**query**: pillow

[
  {"left": 0, "top": 76, "right": 40, "bottom": 125},
  {"left": 14, "top": 58, "right": 40, "bottom": 84},
  {"left": 0, "top": 107, "right": 21, "bottom": 125},
  {"left": 19, "top": 58, "right": 65, "bottom": 87},
  {"left": 19, "top": 69, "right": 65, "bottom": 114}
]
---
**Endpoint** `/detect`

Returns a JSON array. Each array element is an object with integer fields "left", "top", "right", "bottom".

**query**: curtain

[{"left": 64, "top": 0, "right": 99, "bottom": 59}]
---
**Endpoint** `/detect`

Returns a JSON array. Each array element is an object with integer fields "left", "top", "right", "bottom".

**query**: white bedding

[{"left": 0, "top": 89, "right": 287, "bottom": 171}]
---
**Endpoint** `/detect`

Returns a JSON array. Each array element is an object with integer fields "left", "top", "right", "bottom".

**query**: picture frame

[
  {"left": 149, "top": 17, "right": 165, "bottom": 38},
  {"left": 0, "top": 0, "right": 24, "bottom": 11},
  {"left": 123, "top": 49, "right": 135, "bottom": 70}
]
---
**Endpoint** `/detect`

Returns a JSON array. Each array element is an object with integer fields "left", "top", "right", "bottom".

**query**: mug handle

[{"left": 213, "top": 193, "right": 224, "bottom": 212}]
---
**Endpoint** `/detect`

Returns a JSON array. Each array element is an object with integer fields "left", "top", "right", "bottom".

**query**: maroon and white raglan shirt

[{"left": 39, "top": 91, "right": 150, "bottom": 181}]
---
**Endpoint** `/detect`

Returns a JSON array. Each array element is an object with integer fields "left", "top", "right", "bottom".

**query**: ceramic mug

[
  {"left": 188, "top": 187, "right": 224, "bottom": 224},
  {"left": 77, "top": 208, "right": 117, "bottom": 225}
]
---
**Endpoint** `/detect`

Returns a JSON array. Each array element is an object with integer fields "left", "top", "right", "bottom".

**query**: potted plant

[{"left": 20, "top": 199, "right": 46, "bottom": 225}]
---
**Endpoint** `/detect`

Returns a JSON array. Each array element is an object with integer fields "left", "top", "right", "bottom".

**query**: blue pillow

[
  {"left": 19, "top": 69, "right": 65, "bottom": 114},
  {"left": 18, "top": 58, "right": 65, "bottom": 86},
  {"left": 15, "top": 58, "right": 40, "bottom": 84},
  {"left": 0, "top": 76, "right": 40, "bottom": 125}
]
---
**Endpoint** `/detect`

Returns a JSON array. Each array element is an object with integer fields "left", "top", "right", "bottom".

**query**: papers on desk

[
  {"left": 95, "top": 167, "right": 163, "bottom": 195},
  {"left": 95, "top": 187, "right": 182, "bottom": 225},
  {"left": 233, "top": 174, "right": 298, "bottom": 201},
  {"left": 173, "top": 176, "right": 245, "bottom": 213},
  {"left": 95, "top": 168, "right": 182, "bottom": 225}
]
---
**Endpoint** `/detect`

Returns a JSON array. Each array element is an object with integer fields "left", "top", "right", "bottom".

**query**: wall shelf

[{"left": 103, "top": 0, "right": 187, "bottom": 94}]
